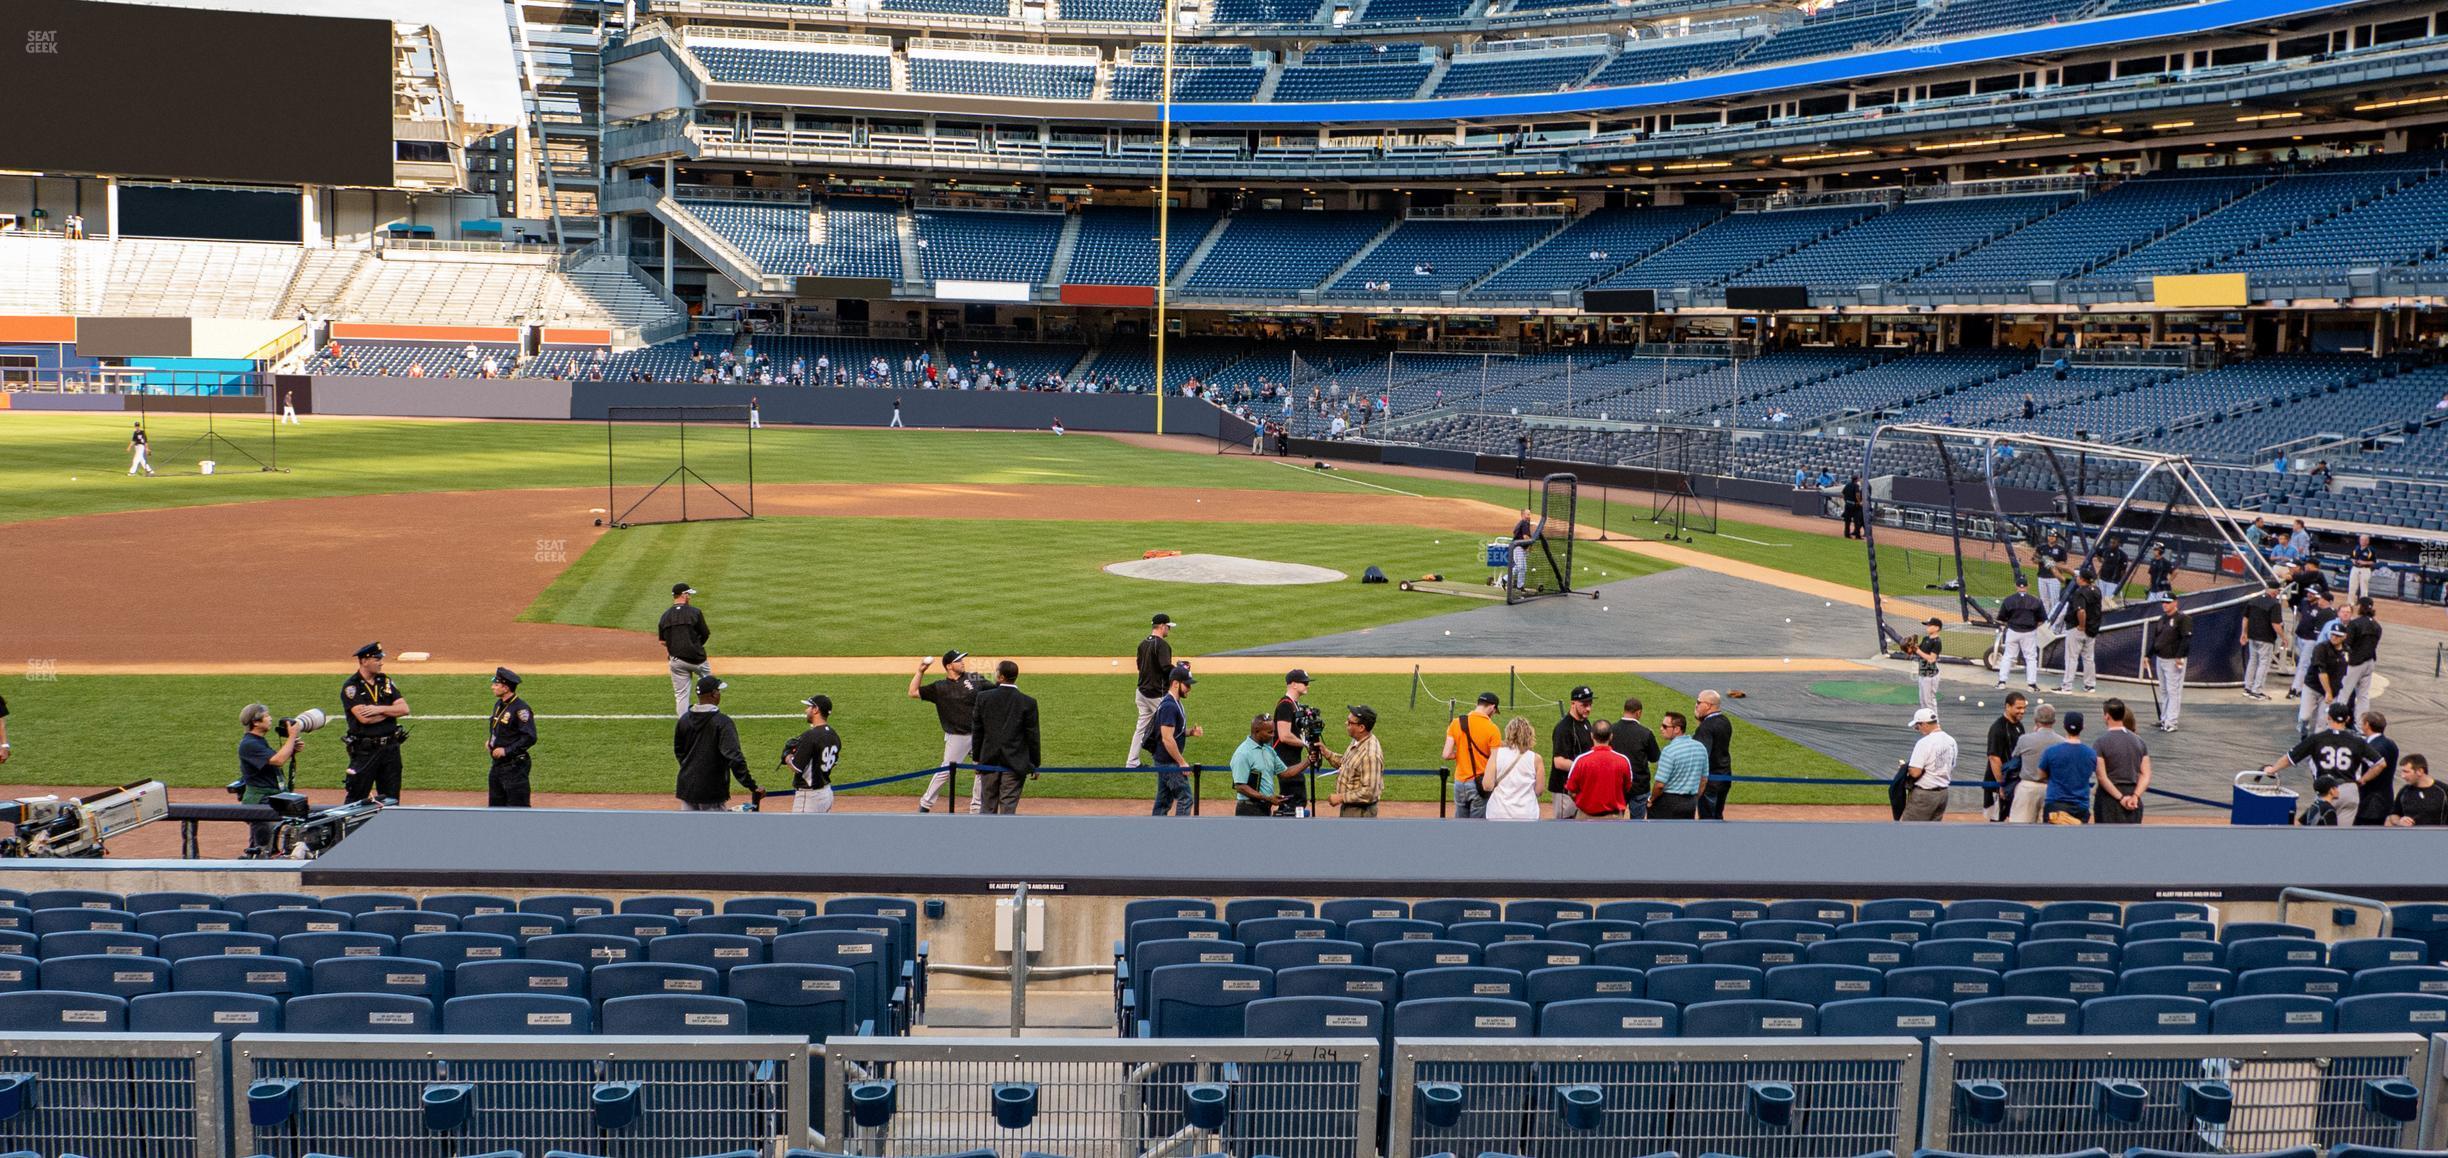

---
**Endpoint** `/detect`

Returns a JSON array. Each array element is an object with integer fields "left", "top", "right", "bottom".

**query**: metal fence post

[{"left": 1008, "top": 881, "right": 1029, "bottom": 1036}]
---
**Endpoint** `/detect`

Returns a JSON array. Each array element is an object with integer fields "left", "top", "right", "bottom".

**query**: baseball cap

[
  {"left": 672, "top": 582, "right": 697, "bottom": 596},
  {"left": 1910, "top": 707, "right": 1939, "bottom": 725},
  {"left": 2313, "top": 774, "right": 2343, "bottom": 797},
  {"left": 941, "top": 650, "right": 967, "bottom": 666},
  {"left": 802, "top": 694, "right": 833, "bottom": 714},
  {"left": 2078, "top": 567, "right": 2096, "bottom": 581},
  {"left": 696, "top": 674, "right": 726, "bottom": 696},
  {"left": 1285, "top": 669, "right": 1311, "bottom": 685},
  {"left": 1476, "top": 691, "right": 1501, "bottom": 706},
  {"left": 1151, "top": 613, "right": 1177, "bottom": 627},
  {"left": 2061, "top": 710, "right": 2084, "bottom": 735},
  {"left": 1923, "top": 617, "right": 1945, "bottom": 628},
  {"left": 2327, "top": 701, "right": 2353, "bottom": 723},
  {"left": 2015, "top": 576, "right": 2029, "bottom": 588},
  {"left": 1170, "top": 663, "right": 1196, "bottom": 686},
  {"left": 1347, "top": 704, "right": 1378, "bottom": 729},
  {"left": 1569, "top": 685, "right": 1596, "bottom": 704}
]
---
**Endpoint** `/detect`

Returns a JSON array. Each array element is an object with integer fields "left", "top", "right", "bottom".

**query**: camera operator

[
  {"left": 341, "top": 642, "right": 410, "bottom": 804},
  {"left": 238, "top": 704, "right": 304, "bottom": 855},
  {"left": 1272, "top": 670, "right": 1317, "bottom": 816}
]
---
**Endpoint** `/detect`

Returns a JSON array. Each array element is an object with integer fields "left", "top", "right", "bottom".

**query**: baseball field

[{"left": 0, "top": 411, "right": 2018, "bottom": 816}]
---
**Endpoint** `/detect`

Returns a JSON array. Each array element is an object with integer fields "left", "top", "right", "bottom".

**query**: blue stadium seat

[
  {"left": 1683, "top": 998, "right": 1817, "bottom": 1036},
  {"left": 423, "top": 891, "right": 518, "bottom": 915},
  {"left": 1121, "top": 918, "right": 1235, "bottom": 990},
  {"left": 399, "top": 933, "right": 520, "bottom": 988},
  {"left": 2017, "top": 940, "right": 2121, "bottom": 972},
  {"left": 39, "top": 930, "right": 155, "bottom": 960},
  {"left": 458, "top": 912, "right": 565, "bottom": 942},
  {"left": 130, "top": 990, "right": 281, "bottom": 1037},
  {"left": 688, "top": 914, "right": 792, "bottom": 941},
  {"left": 1913, "top": 939, "right": 2017, "bottom": 973},
  {"left": 1767, "top": 899, "right": 1856, "bottom": 925},
  {"left": 651, "top": 933, "right": 769, "bottom": 974},
  {"left": 1138, "top": 963, "right": 1273, "bottom": 1037},
  {"left": 1949, "top": 996, "right": 2080, "bottom": 1035},
  {"left": 1883, "top": 967, "right": 2000, "bottom": 1004},
  {"left": 1446, "top": 921, "right": 1545, "bottom": 948},
  {"left": 1914, "top": 1151, "right": 2109, "bottom": 1158},
  {"left": 278, "top": 932, "right": 398, "bottom": 968},
  {"left": 1504, "top": 900, "right": 1592, "bottom": 926},
  {"left": 772, "top": 931, "right": 898, "bottom": 1030},
  {"left": 1374, "top": 940, "right": 1483, "bottom": 974},
  {"left": 319, "top": 892, "right": 418, "bottom": 916},
  {"left": 1402, "top": 967, "right": 1525, "bottom": 1003},
  {"left": 573, "top": 914, "right": 679, "bottom": 942},
  {"left": 456, "top": 958, "right": 589, "bottom": 1000},
  {"left": 1857, "top": 899, "right": 1943, "bottom": 925},
  {"left": 2328, "top": 1146, "right": 2448, "bottom": 1158},
  {"left": 160, "top": 933, "right": 281, "bottom": 966},
  {"left": 2027, "top": 921, "right": 2122, "bottom": 944},
  {"left": 312, "top": 956, "right": 443, "bottom": 1002},
  {"left": 1595, "top": 901, "right": 1682, "bottom": 923},
  {"left": 284, "top": 992, "right": 436, "bottom": 1033},
  {"left": 2002, "top": 967, "right": 2116, "bottom": 1002},
  {"left": 822, "top": 898, "right": 923, "bottom": 975},
  {"left": 2123, "top": 939, "right": 2225, "bottom": 970},
  {"left": 1137, "top": 937, "right": 1249, "bottom": 974},
  {"left": 2347, "top": 966, "right": 2448, "bottom": 997},
  {"left": 1819, "top": 997, "right": 1948, "bottom": 1038},
  {"left": 123, "top": 892, "right": 222, "bottom": 915},
  {"left": 2123, "top": 920, "right": 2217, "bottom": 945},
  {"left": 1807, "top": 940, "right": 1911, "bottom": 972},
  {"left": 1525, "top": 965, "right": 1643, "bottom": 1007},
  {"left": 134, "top": 909, "right": 246, "bottom": 937},
  {"left": 2389, "top": 903, "right": 2448, "bottom": 963},
  {"left": 0, "top": 955, "right": 35, "bottom": 993},
  {"left": 172, "top": 954, "right": 306, "bottom": 999},
  {"left": 602, "top": 993, "right": 749, "bottom": 1034},
  {"left": 1345, "top": 919, "right": 1443, "bottom": 953},
  {"left": 1838, "top": 921, "right": 1929, "bottom": 944},
  {"left": 27, "top": 890, "right": 123, "bottom": 912},
  {"left": 1252, "top": 939, "right": 1365, "bottom": 971},
  {"left": 0, "top": 930, "right": 35, "bottom": 958},
  {"left": 1764, "top": 964, "right": 1884, "bottom": 1006},
  {"left": 1244, "top": 995, "right": 1382, "bottom": 1039},
  {"left": 1547, "top": 920, "right": 1644, "bottom": 950},
  {"left": 1318, "top": 899, "right": 1408, "bottom": 925},
  {"left": 2334, "top": 992, "right": 2448, "bottom": 1034},
  {"left": 1536, "top": 997, "right": 1678, "bottom": 1037},
  {"left": 2123, "top": 1149, "right": 2316, "bottom": 1158},
  {"left": 2209, "top": 994, "right": 2334, "bottom": 1034},
  {"left": 722, "top": 895, "right": 822, "bottom": 920},
  {"left": 2079, "top": 994, "right": 2208, "bottom": 1035},
  {"left": 351, "top": 910, "right": 462, "bottom": 941},
  {"left": 2235, "top": 967, "right": 2349, "bottom": 998},
  {"left": 223, "top": 892, "right": 320, "bottom": 915},
  {"left": 2219, "top": 922, "right": 2315, "bottom": 945},
  {"left": 593, "top": 962, "right": 725, "bottom": 1005},
  {"left": 2035, "top": 901, "right": 2123, "bottom": 926},
  {"left": 1943, "top": 900, "right": 2038, "bottom": 925},
  {"left": 1274, "top": 965, "right": 1397, "bottom": 1019},
  {"left": 730, "top": 963, "right": 870, "bottom": 1039},
  {"left": 444, "top": 993, "right": 594, "bottom": 1034},
  {"left": 1594, "top": 941, "right": 1701, "bottom": 971},
  {"left": 527, "top": 933, "right": 644, "bottom": 969},
  {"left": 621, "top": 895, "right": 717, "bottom": 920},
  {"left": 1486, "top": 941, "right": 1591, "bottom": 974},
  {"left": 1930, "top": 919, "right": 2025, "bottom": 945},
  {"left": 519, "top": 894, "right": 616, "bottom": 922},
  {"left": 0, "top": 990, "right": 126, "bottom": 1031},
  {"left": 1236, "top": 918, "right": 1338, "bottom": 948},
  {"left": 1701, "top": 940, "right": 1807, "bottom": 971},
  {"left": 42, "top": 953, "right": 168, "bottom": 999},
  {"left": 1390, "top": 996, "right": 1532, "bottom": 1037},
  {"left": 2117, "top": 966, "right": 2233, "bottom": 1000},
  {"left": 2126, "top": 902, "right": 2214, "bottom": 926},
  {"left": 1684, "top": 901, "right": 1770, "bottom": 924},
  {"left": 1645, "top": 964, "right": 1763, "bottom": 1007},
  {"left": 30, "top": 908, "right": 136, "bottom": 936},
  {"left": 1741, "top": 920, "right": 1837, "bottom": 944},
  {"left": 1224, "top": 898, "right": 1316, "bottom": 926},
  {"left": 1647, "top": 918, "right": 1739, "bottom": 945},
  {"left": 245, "top": 909, "right": 353, "bottom": 939},
  {"left": 2330, "top": 938, "right": 2430, "bottom": 974}
]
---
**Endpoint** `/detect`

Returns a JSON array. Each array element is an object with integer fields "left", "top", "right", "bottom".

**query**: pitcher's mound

[{"left": 1104, "top": 553, "right": 1347, "bottom": 586}]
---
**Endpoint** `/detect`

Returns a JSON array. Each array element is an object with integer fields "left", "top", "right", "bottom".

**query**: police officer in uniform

[
  {"left": 340, "top": 642, "right": 411, "bottom": 804},
  {"left": 487, "top": 667, "right": 537, "bottom": 808}
]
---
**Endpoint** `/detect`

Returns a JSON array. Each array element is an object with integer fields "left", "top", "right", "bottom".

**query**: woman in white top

[{"left": 1481, "top": 715, "right": 1544, "bottom": 821}]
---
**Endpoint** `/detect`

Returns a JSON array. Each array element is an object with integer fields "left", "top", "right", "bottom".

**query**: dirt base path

[{"left": 1, "top": 482, "right": 1509, "bottom": 669}]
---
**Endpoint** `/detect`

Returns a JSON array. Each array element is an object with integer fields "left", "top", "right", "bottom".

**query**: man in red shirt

[{"left": 1564, "top": 720, "right": 1634, "bottom": 819}]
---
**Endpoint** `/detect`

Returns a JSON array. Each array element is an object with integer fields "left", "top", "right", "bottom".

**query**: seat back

[
  {"left": 1949, "top": 996, "right": 2080, "bottom": 1036},
  {"left": 2220, "top": 921, "right": 2316, "bottom": 945},
  {"left": 518, "top": 894, "right": 617, "bottom": 922},
  {"left": 771, "top": 931, "right": 894, "bottom": 1025},
  {"left": 1244, "top": 995, "right": 1382, "bottom": 1039},
  {"left": 1545, "top": 920, "right": 1644, "bottom": 950},
  {"left": 2388, "top": 903, "right": 2448, "bottom": 964},
  {"left": 1274, "top": 966, "right": 1397, "bottom": 1017},
  {"left": 2002, "top": 966, "right": 2116, "bottom": 1002},
  {"left": 1389, "top": 996, "right": 1531, "bottom": 1038},
  {"left": 2017, "top": 939, "right": 2120, "bottom": 972},
  {"left": 650, "top": 933, "right": 769, "bottom": 973},
  {"left": 1883, "top": 966, "right": 1999, "bottom": 1004},
  {"left": 1125, "top": 917, "right": 1232, "bottom": 966},
  {"left": 688, "top": 914, "right": 793, "bottom": 941},
  {"left": 1682, "top": 998, "right": 1817, "bottom": 1036},
  {"left": 1143, "top": 963, "right": 1273, "bottom": 1037},
  {"left": 1945, "top": 900, "right": 2038, "bottom": 925},
  {"left": 1535, "top": 997, "right": 1677, "bottom": 1038},
  {"left": 42, "top": 953, "right": 169, "bottom": 998},
  {"left": 318, "top": 892, "right": 419, "bottom": 916},
  {"left": 170, "top": 954, "right": 306, "bottom": 999},
  {"left": 135, "top": 909, "right": 247, "bottom": 937},
  {"left": 572, "top": 913, "right": 680, "bottom": 942},
  {"left": 822, "top": 897, "right": 920, "bottom": 969},
  {"left": 2027, "top": 921, "right": 2122, "bottom": 944},
  {"left": 1740, "top": 919, "right": 1837, "bottom": 945},
  {"left": 122, "top": 892, "right": 223, "bottom": 916},
  {"left": 1701, "top": 940, "right": 1807, "bottom": 972},
  {"left": 2210, "top": 994, "right": 2333, "bottom": 1034},
  {"left": 1504, "top": 900, "right": 1593, "bottom": 927},
  {"left": 730, "top": 963, "right": 866, "bottom": 1038},
  {"left": 723, "top": 895, "right": 822, "bottom": 920},
  {"left": 0, "top": 989, "right": 126, "bottom": 1031},
  {"left": 1593, "top": 941, "right": 1701, "bottom": 972},
  {"left": 1317, "top": 898, "right": 1409, "bottom": 925},
  {"left": 1806, "top": 940, "right": 1911, "bottom": 972},
  {"left": 244, "top": 908, "right": 354, "bottom": 939},
  {"left": 1594, "top": 901, "right": 1683, "bottom": 923},
  {"left": 601, "top": 993, "right": 748, "bottom": 1034},
  {"left": 285, "top": 992, "right": 435, "bottom": 1034},
  {"left": 1855, "top": 899, "right": 1943, "bottom": 925},
  {"left": 1412, "top": 899, "right": 1502, "bottom": 926},
  {"left": 2124, "top": 919, "right": 2217, "bottom": 945},
  {"left": 527, "top": 933, "right": 644, "bottom": 969},
  {"left": 2333, "top": 992, "right": 2448, "bottom": 1034},
  {"left": 1763, "top": 963, "right": 1884, "bottom": 1005},
  {"left": 591, "top": 961, "right": 725, "bottom": 1003},
  {"left": 1818, "top": 997, "right": 1947, "bottom": 1038},
  {"left": 1223, "top": 898, "right": 1316, "bottom": 926},
  {"left": 311, "top": 956, "right": 443, "bottom": 1002},
  {"left": 1401, "top": 967, "right": 1524, "bottom": 1003},
  {"left": 2079, "top": 994, "right": 2208, "bottom": 1035},
  {"left": 1485, "top": 940, "right": 1590, "bottom": 975},
  {"left": 420, "top": 893, "right": 518, "bottom": 918},
  {"left": 356, "top": 910, "right": 463, "bottom": 941},
  {"left": 398, "top": 932, "right": 522, "bottom": 985},
  {"left": 2329, "top": 938, "right": 2429, "bottom": 974},
  {"left": 223, "top": 892, "right": 319, "bottom": 915},
  {"left": 1137, "top": 937, "right": 1250, "bottom": 975},
  {"left": 2035, "top": 901, "right": 2122, "bottom": 926},
  {"left": 1766, "top": 899, "right": 1856, "bottom": 925},
  {"left": 1372, "top": 940, "right": 1481, "bottom": 974},
  {"left": 2123, "top": 901, "right": 2211, "bottom": 926},
  {"left": 620, "top": 894, "right": 718, "bottom": 920},
  {"left": 1252, "top": 939, "right": 1365, "bottom": 971},
  {"left": 2124, "top": 938, "right": 2226, "bottom": 970},
  {"left": 1931, "top": 919, "right": 2026, "bottom": 945},
  {"left": 444, "top": 992, "right": 595, "bottom": 1034},
  {"left": 279, "top": 931, "right": 399, "bottom": 968},
  {"left": 27, "top": 889, "right": 125, "bottom": 912},
  {"left": 39, "top": 930, "right": 156, "bottom": 960},
  {"left": 1235, "top": 917, "right": 1338, "bottom": 948},
  {"left": 1646, "top": 918, "right": 1739, "bottom": 945},
  {"left": 2117, "top": 965, "right": 2233, "bottom": 1000},
  {"left": 1446, "top": 921, "right": 1545, "bottom": 949},
  {"left": 129, "top": 990, "right": 281, "bottom": 1038},
  {"left": 1837, "top": 921, "right": 1928, "bottom": 944},
  {"left": 1684, "top": 900, "right": 1770, "bottom": 924},
  {"left": 2234, "top": 967, "right": 2349, "bottom": 998},
  {"left": 2347, "top": 965, "right": 2448, "bottom": 997},
  {"left": 1645, "top": 964, "right": 1762, "bottom": 1007},
  {"left": 1524, "top": 965, "right": 1643, "bottom": 1007},
  {"left": 0, "top": 955, "right": 35, "bottom": 994},
  {"left": 1342, "top": 919, "right": 1442, "bottom": 953},
  {"left": 461, "top": 912, "right": 567, "bottom": 942},
  {"left": 456, "top": 959, "right": 590, "bottom": 1000},
  {"left": 30, "top": 908, "right": 136, "bottom": 936}
]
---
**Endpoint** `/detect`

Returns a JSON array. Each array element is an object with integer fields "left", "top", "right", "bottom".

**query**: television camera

[{"left": 0, "top": 781, "right": 171, "bottom": 858}]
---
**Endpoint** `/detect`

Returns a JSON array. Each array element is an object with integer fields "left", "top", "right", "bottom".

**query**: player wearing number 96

[{"left": 786, "top": 695, "right": 843, "bottom": 814}]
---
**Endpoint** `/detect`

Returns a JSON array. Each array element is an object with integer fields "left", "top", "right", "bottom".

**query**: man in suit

[{"left": 971, "top": 660, "right": 1042, "bottom": 814}]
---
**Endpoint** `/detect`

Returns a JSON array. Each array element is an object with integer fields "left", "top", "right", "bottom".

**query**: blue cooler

[{"left": 2231, "top": 771, "right": 2298, "bottom": 826}]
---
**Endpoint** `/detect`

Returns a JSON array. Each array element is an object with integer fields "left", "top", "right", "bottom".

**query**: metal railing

[
  {"left": 1386, "top": 1036, "right": 1925, "bottom": 1158},
  {"left": 1922, "top": 1033, "right": 2432, "bottom": 1155},
  {"left": 373, "top": 237, "right": 569, "bottom": 258},
  {"left": 1406, "top": 202, "right": 1572, "bottom": 220},
  {"left": 0, "top": 1032, "right": 225, "bottom": 1158},
  {"left": 233, "top": 1034, "right": 811, "bottom": 1155},
  {"left": 825, "top": 1037, "right": 1382, "bottom": 1158}
]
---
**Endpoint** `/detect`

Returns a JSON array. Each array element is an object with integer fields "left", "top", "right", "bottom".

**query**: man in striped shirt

[{"left": 1649, "top": 711, "right": 1710, "bottom": 820}]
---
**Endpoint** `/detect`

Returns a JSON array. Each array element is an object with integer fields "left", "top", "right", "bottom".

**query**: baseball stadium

[{"left": 4, "top": 0, "right": 2448, "bottom": 1151}]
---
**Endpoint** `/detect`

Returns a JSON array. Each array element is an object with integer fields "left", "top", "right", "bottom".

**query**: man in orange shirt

[{"left": 1443, "top": 692, "right": 1502, "bottom": 819}]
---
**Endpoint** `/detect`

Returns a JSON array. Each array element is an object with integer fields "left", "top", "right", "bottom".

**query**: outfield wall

[
  {"left": 303, "top": 375, "right": 575, "bottom": 420},
  {"left": 569, "top": 381, "right": 1236, "bottom": 438}
]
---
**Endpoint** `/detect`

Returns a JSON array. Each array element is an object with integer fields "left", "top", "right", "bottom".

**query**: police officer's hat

[
  {"left": 492, "top": 666, "right": 521, "bottom": 688},
  {"left": 354, "top": 641, "right": 384, "bottom": 660}
]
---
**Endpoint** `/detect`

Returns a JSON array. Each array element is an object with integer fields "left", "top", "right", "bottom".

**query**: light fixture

[
  {"left": 2149, "top": 120, "right": 2195, "bottom": 130},
  {"left": 1662, "top": 160, "right": 1732, "bottom": 171},
  {"left": 1778, "top": 148, "right": 1872, "bottom": 163},
  {"left": 1911, "top": 132, "right": 2064, "bottom": 152},
  {"left": 2354, "top": 92, "right": 2448, "bottom": 111},
  {"left": 2235, "top": 111, "right": 2302, "bottom": 123}
]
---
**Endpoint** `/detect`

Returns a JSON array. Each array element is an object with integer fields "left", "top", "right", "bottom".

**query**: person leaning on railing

[{"left": 1320, "top": 705, "right": 1384, "bottom": 818}]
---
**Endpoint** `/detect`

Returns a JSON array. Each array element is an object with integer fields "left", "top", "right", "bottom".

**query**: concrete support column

[
  {"left": 104, "top": 176, "right": 118, "bottom": 240},
  {"left": 299, "top": 184, "right": 321, "bottom": 247}
]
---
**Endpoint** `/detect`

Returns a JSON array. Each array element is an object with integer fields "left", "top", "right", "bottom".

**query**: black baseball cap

[
  {"left": 1285, "top": 669, "right": 1311, "bottom": 685},
  {"left": 2015, "top": 576, "right": 2029, "bottom": 588},
  {"left": 1152, "top": 613, "right": 1177, "bottom": 627},
  {"left": 1347, "top": 704, "right": 1378, "bottom": 729},
  {"left": 942, "top": 650, "right": 967, "bottom": 666},
  {"left": 802, "top": 694, "right": 833, "bottom": 714},
  {"left": 1476, "top": 691, "right": 1501, "bottom": 706},
  {"left": 1170, "top": 663, "right": 1196, "bottom": 686},
  {"left": 2078, "top": 567, "right": 2097, "bottom": 581},
  {"left": 1569, "top": 685, "right": 1595, "bottom": 703},
  {"left": 2327, "top": 702, "right": 2352, "bottom": 723},
  {"left": 696, "top": 674, "right": 726, "bottom": 696},
  {"left": 1924, "top": 617, "right": 1945, "bottom": 627},
  {"left": 673, "top": 582, "right": 697, "bottom": 596}
]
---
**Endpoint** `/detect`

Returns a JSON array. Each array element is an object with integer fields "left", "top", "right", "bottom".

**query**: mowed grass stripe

[{"left": 0, "top": 671, "right": 1874, "bottom": 805}]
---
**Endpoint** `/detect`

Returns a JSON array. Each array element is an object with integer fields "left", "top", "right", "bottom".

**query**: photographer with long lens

[{"left": 237, "top": 704, "right": 307, "bottom": 856}]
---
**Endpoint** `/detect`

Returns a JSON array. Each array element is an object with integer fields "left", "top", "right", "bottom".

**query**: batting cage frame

[
  {"left": 1647, "top": 425, "right": 1723, "bottom": 542},
  {"left": 604, "top": 404, "right": 757, "bottom": 529},
  {"left": 1862, "top": 423, "right": 2281, "bottom": 687},
  {"left": 1507, "top": 472, "right": 1584, "bottom": 605},
  {"left": 132, "top": 390, "right": 284, "bottom": 475}
]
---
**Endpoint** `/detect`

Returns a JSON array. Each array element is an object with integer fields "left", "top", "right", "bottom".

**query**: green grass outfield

[
  {"left": 0, "top": 671, "right": 1877, "bottom": 805},
  {"left": 526, "top": 516, "right": 1673, "bottom": 656}
]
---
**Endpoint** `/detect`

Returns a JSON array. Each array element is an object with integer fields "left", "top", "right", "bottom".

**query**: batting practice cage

[
  {"left": 132, "top": 391, "right": 282, "bottom": 475},
  {"left": 1508, "top": 472, "right": 1581, "bottom": 604},
  {"left": 1647, "top": 425, "right": 1725, "bottom": 541},
  {"left": 1863, "top": 424, "right": 2282, "bottom": 688},
  {"left": 604, "top": 405, "right": 756, "bottom": 528}
]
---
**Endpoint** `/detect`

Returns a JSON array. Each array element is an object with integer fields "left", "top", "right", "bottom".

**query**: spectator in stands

[
  {"left": 972, "top": 661, "right": 1041, "bottom": 815},
  {"left": 1650, "top": 710, "right": 1706, "bottom": 819},
  {"left": 2287, "top": 519, "right": 2313, "bottom": 560},
  {"left": 674, "top": 675, "right": 760, "bottom": 813},
  {"left": 2387, "top": 755, "right": 2442, "bottom": 826},
  {"left": 1321, "top": 705, "right": 1384, "bottom": 818},
  {"left": 2004, "top": 701, "right": 2059, "bottom": 823},
  {"left": 2356, "top": 711, "right": 2399, "bottom": 827},
  {"left": 1146, "top": 664, "right": 1202, "bottom": 816},
  {"left": 2037, "top": 710, "right": 2093, "bottom": 825},
  {"left": 2093, "top": 698, "right": 2150, "bottom": 823},
  {"left": 1564, "top": 719, "right": 1634, "bottom": 820},
  {"left": 1548, "top": 686, "right": 1593, "bottom": 820},
  {"left": 407, "top": 361, "right": 425, "bottom": 378},
  {"left": 2310, "top": 460, "right": 2334, "bottom": 491},
  {"left": 462, "top": 343, "right": 479, "bottom": 364},
  {"left": 1483, "top": 715, "right": 1543, "bottom": 821},
  {"left": 1694, "top": 690, "right": 1734, "bottom": 819},
  {"left": 2146, "top": 594, "right": 2190, "bottom": 732},
  {"left": 1614, "top": 695, "right": 1660, "bottom": 821},
  {"left": 1443, "top": 691, "right": 1501, "bottom": 819},
  {"left": 1230, "top": 714, "right": 1292, "bottom": 817},
  {"left": 1898, "top": 707, "right": 1956, "bottom": 822}
]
